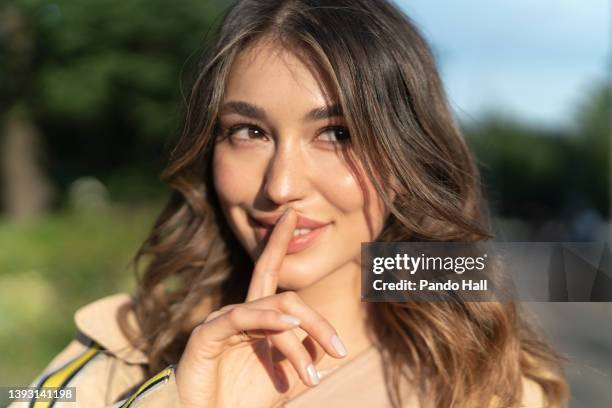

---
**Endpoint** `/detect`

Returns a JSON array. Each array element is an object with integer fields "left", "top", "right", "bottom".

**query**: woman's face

[{"left": 213, "top": 39, "right": 388, "bottom": 290}]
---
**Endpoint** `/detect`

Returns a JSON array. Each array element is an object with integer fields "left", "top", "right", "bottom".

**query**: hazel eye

[
  {"left": 318, "top": 126, "right": 351, "bottom": 143},
  {"left": 226, "top": 124, "right": 269, "bottom": 143}
]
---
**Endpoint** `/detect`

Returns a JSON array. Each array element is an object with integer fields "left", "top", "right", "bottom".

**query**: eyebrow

[{"left": 219, "top": 100, "right": 343, "bottom": 122}]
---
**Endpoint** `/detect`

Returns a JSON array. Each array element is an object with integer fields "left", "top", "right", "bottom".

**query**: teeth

[{"left": 292, "top": 228, "right": 312, "bottom": 237}]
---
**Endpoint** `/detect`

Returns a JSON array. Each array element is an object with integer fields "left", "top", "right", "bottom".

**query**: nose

[{"left": 262, "top": 139, "right": 309, "bottom": 205}]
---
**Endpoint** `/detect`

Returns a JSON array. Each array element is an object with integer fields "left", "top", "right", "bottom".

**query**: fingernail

[
  {"left": 331, "top": 334, "right": 348, "bottom": 357},
  {"left": 279, "top": 314, "right": 301, "bottom": 326},
  {"left": 306, "top": 363, "right": 320, "bottom": 386},
  {"left": 279, "top": 208, "right": 292, "bottom": 222}
]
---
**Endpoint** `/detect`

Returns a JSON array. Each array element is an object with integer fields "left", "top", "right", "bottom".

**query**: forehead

[{"left": 223, "top": 39, "right": 335, "bottom": 114}]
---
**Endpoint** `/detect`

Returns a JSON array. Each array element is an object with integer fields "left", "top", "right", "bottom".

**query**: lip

[
  {"left": 248, "top": 213, "right": 332, "bottom": 254},
  {"left": 250, "top": 213, "right": 331, "bottom": 229}
]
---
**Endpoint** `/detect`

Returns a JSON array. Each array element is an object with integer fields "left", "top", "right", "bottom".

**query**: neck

[{"left": 294, "top": 260, "right": 374, "bottom": 370}]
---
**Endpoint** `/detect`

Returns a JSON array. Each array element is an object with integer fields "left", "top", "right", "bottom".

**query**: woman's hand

[{"left": 174, "top": 208, "right": 348, "bottom": 408}]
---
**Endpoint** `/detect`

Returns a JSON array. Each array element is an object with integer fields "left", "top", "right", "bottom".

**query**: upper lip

[{"left": 249, "top": 212, "right": 331, "bottom": 229}]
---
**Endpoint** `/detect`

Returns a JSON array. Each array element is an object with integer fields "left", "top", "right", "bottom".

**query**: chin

[
  {"left": 276, "top": 265, "right": 327, "bottom": 291},
  {"left": 277, "top": 251, "right": 352, "bottom": 290}
]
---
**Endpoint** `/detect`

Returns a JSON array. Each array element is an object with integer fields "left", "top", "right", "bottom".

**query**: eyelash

[{"left": 221, "top": 122, "right": 351, "bottom": 145}]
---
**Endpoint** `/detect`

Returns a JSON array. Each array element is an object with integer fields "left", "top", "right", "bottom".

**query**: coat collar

[{"left": 74, "top": 292, "right": 149, "bottom": 365}]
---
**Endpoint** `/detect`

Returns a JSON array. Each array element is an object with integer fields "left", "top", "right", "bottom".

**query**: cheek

[
  {"left": 316, "top": 161, "right": 387, "bottom": 239},
  {"left": 315, "top": 161, "right": 365, "bottom": 212},
  {"left": 212, "top": 147, "right": 263, "bottom": 255},
  {"left": 212, "top": 146, "right": 258, "bottom": 205},
  {"left": 332, "top": 177, "right": 365, "bottom": 212}
]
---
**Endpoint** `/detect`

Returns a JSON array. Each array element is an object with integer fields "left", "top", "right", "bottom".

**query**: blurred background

[{"left": 0, "top": 0, "right": 609, "bottom": 406}]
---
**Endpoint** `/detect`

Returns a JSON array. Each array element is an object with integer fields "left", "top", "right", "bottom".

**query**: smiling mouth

[{"left": 248, "top": 214, "right": 332, "bottom": 254}]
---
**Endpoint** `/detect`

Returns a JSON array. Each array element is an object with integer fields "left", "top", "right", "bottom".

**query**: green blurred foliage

[
  {"left": 0, "top": 202, "right": 161, "bottom": 385},
  {"left": 464, "top": 82, "right": 610, "bottom": 220},
  {"left": 1, "top": 0, "right": 230, "bottom": 203},
  {"left": 571, "top": 82, "right": 610, "bottom": 215},
  {"left": 1, "top": 0, "right": 233, "bottom": 387}
]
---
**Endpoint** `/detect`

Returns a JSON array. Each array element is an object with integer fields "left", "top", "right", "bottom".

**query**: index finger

[{"left": 246, "top": 208, "right": 297, "bottom": 302}]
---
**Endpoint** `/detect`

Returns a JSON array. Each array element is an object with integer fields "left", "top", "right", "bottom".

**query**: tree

[
  {"left": 572, "top": 80, "right": 611, "bottom": 218},
  {"left": 1, "top": 0, "right": 230, "bottom": 216},
  {"left": 1, "top": 6, "right": 54, "bottom": 220}
]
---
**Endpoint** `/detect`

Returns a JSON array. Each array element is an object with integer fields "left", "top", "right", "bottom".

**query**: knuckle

[
  {"left": 292, "top": 355, "right": 311, "bottom": 371},
  {"left": 313, "top": 315, "right": 329, "bottom": 328},
  {"left": 219, "top": 303, "right": 237, "bottom": 313},
  {"left": 279, "top": 291, "right": 299, "bottom": 307},
  {"left": 270, "top": 337, "right": 308, "bottom": 364},
  {"left": 191, "top": 322, "right": 207, "bottom": 340},
  {"left": 203, "top": 309, "right": 223, "bottom": 323},
  {"left": 292, "top": 347, "right": 313, "bottom": 368},
  {"left": 226, "top": 306, "right": 244, "bottom": 326},
  {"left": 264, "top": 309, "right": 281, "bottom": 323},
  {"left": 292, "top": 341, "right": 311, "bottom": 360},
  {"left": 188, "top": 326, "right": 226, "bottom": 360}
]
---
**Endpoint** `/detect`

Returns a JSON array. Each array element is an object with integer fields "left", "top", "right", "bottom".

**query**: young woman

[{"left": 16, "top": 0, "right": 570, "bottom": 407}]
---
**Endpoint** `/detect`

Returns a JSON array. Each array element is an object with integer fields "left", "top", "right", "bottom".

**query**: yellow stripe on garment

[
  {"left": 31, "top": 342, "right": 102, "bottom": 408},
  {"left": 120, "top": 367, "right": 173, "bottom": 408}
]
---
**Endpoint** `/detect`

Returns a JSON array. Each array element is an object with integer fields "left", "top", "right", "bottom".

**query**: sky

[{"left": 396, "top": 0, "right": 609, "bottom": 129}]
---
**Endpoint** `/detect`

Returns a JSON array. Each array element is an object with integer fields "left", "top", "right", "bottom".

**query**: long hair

[{"left": 118, "top": 1, "right": 570, "bottom": 406}]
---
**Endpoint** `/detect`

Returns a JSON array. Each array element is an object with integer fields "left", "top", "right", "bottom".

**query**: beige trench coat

[
  {"left": 9, "top": 293, "right": 545, "bottom": 407},
  {"left": 8, "top": 293, "right": 406, "bottom": 407}
]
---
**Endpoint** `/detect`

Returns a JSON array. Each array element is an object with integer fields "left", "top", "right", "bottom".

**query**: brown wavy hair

[{"left": 118, "top": 0, "right": 570, "bottom": 406}]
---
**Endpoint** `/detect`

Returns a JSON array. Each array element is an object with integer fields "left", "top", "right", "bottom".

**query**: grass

[{"left": 0, "top": 202, "right": 162, "bottom": 385}]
